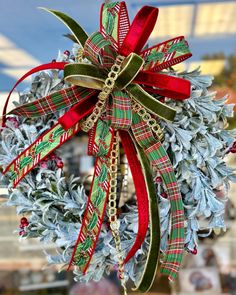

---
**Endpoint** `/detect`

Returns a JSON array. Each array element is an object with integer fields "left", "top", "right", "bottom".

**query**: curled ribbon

[{"left": 2, "top": 1, "right": 192, "bottom": 292}]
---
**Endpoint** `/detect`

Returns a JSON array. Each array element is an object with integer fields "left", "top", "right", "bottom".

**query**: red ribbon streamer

[{"left": 119, "top": 131, "right": 149, "bottom": 263}]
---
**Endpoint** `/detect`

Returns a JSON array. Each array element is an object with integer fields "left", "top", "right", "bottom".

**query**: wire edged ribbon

[{"left": 2, "top": 1, "right": 192, "bottom": 292}]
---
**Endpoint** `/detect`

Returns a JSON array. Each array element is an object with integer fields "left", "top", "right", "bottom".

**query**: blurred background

[{"left": 0, "top": 0, "right": 236, "bottom": 294}]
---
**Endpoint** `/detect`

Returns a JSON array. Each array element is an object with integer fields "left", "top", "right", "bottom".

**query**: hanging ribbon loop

[{"left": 120, "top": 6, "right": 158, "bottom": 56}]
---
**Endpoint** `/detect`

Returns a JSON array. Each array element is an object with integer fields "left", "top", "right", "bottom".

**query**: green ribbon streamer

[
  {"left": 130, "top": 135, "right": 160, "bottom": 293},
  {"left": 127, "top": 84, "right": 176, "bottom": 121},
  {"left": 40, "top": 8, "right": 88, "bottom": 47}
]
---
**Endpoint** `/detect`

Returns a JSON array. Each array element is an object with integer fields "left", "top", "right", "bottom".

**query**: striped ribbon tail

[
  {"left": 131, "top": 112, "right": 185, "bottom": 281},
  {"left": 3, "top": 122, "right": 80, "bottom": 187},
  {"left": 3, "top": 95, "right": 97, "bottom": 187},
  {"left": 141, "top": 36, "right": 192, "bottom": 72},
  {"left": 8, "top": 86, "right": 96, "bottom": 118},
  {"left": 145, "top": 142, "right": 185, "bottom": 281},
  {"left": 68, "top": 120, "right": 114, "bottom": 273},
  {"left": 100, "top": 1, "right": 130, "bottom": 50}
]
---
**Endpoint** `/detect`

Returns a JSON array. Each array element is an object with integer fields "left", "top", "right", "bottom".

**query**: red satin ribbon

[
  {"left": 119, "top": 5, "right": 190, "bottom": 99},
  {"left": 120, "top": 6, "right": 158, "bottom": 56},
  {"left": 135, "top": 71, "right": 190, "bottom": 99},
  {"left": 119, "top": 131, "right": 149, "bottom": 263},
  {"left": 59, "top": 95, "right": 98, "bottom": 130}
]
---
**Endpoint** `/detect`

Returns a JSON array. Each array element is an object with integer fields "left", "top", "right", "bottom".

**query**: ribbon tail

[
  {"left": 8, "top": 86, "right": 97, "bottom": 118},
  {"left": 67, "top": 156, "right": 111, "bottom": 273},
  {"left": 119, "top": 131, "right": 149, "bottom": 264},
  {"left": 3, "top": 95, "right": 97, "bottom": 187},
  {"left": 128, "top": 132, "right": 160, "bottom": 293},
  {"left": 68, "top": 120, "right": 114, "bottom": 273},
  {"left": 131, "top": 112, "right": 185, "bottom": 281},
  {"left": 39, "top": 8, "right": 88, "bottom": 47},
  {"left": 146, "top": 142, "right": 185, "bottom": 281}
]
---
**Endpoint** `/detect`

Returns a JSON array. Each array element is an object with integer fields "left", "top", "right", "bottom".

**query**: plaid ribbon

[
  {"left": 131, "top": 112, "right": 185, "bottom": 281},
  {"left": 68, "top": 119, "right": 113, "bottom": 272},
  {"left": 84, "top": 32, "right": 117, "bottom": 68},
  {"left": 110, "top": 90, "right": 132, "bottom": 129},
  {"left": 2, "top": 2, "right": 193, "bottom": 290},
  {"left": 9, "top": 86, "right": 96, "bottom": 118},
  {"left": 3, "top": 94, "right": 97, "bottom": 187},
  {"left": 3, "top": 122, "right": 80, "bottom": 187},
  {"left": 141, "top": 36, "right": 192, "bottom": 72}
]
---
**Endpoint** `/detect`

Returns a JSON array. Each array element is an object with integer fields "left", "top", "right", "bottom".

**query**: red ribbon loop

[
  {"left": 58, "top": 95, "right": 98, "bottom": 130},
  {"left": 135, "top": 71, "right": 191, "bottom": 100},
  {"left": 120, "top": 6, "right": 158, "bottom": 56},
  {"left": 1, "top": 62, "right": 67, "bottom": 127}
]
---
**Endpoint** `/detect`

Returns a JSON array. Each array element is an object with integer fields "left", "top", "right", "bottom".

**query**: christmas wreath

[{"left": 0, "top": 2, "right": 235, "bottom": 294}]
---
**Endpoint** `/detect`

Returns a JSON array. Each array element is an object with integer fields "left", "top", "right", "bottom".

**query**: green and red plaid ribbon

[
  {"left": 8, "top": 86, "right": 97, "bottom": 118},
  {"left": 131, "top": 112, "right": 185, "bottom": 281},
  {"left": 70, "top": 119, "right": 113, "bottom": 273},
  {"left": 2, "top": 1, "right": 193, "bottom": 291}
]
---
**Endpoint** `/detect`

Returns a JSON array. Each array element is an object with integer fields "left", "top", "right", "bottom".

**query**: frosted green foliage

[
  {"left": 160, "top": 69, "right": 236, "bottom": 251},
  {"left": 0, "top": 49, "right": 235, "bottom": 286}
]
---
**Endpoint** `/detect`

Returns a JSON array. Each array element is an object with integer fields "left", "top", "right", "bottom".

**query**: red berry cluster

[
  {"left": 230, "top": 141, "right": 236, "bottom": 153},
  {"left": 19, "top": 217, "right": 29, "bottom": 236},
  {"left": 50, "top": 153, "right": 64, "bottom": 168},
  {"left": 185, "top": 244, "right": 198, "bottom": 255},
  {"left": 39, "top": 153, "right": 64, "bottom": 169}
]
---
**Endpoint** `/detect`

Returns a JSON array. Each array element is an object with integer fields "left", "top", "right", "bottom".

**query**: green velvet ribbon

[
  {"left": 64, "top": 58, "right": 176, "bottom": 122},
  {"left": 130, "top": 135, "right": 160, "bottom": 293}
]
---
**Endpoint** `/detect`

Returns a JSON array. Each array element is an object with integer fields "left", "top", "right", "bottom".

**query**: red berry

[
  {"left": 160, "top": 192, "right": 168, "bottom": 199},
  {"left": 191, "top": 247, "right": 198, "bottom": 255},
  {"left": 56, "top": 161, "right": 64, "bottom": 169},
  {"left": 64, "top": 50, "right": 70, "bottom": 56},
  {"left": 19, "top": 230, "right": 25, "bottom": 236},
  {"left": 230, "top": 146, "right": 236, "bottom": 153},
  {"left": 229, "top": 141, "right": 236, "bottom": 153},
  {"left": 159, "top": 97, "right": 165, "bottom": 103},
  {"left": 155, "top": 176, "right": 162, "bottom": 183},
  {"left": 50, "top": 153, "right": 57, "bottom": 160},
  {"left": 20, "top": 217, "right": 28, "bottom": 224}
]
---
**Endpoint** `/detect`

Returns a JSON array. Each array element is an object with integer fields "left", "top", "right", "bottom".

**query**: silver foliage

[{"left": 0, "top": 52, "right": 235, "bottom": 286}]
